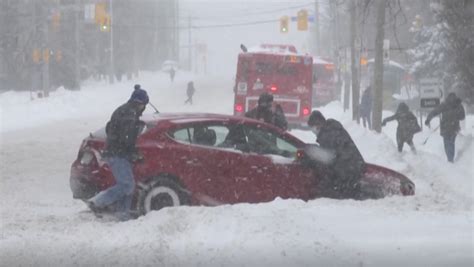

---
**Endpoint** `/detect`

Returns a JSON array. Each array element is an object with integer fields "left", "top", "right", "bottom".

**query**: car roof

[{"left": 142, "top": 112, "right": 261, "bottom": 125}]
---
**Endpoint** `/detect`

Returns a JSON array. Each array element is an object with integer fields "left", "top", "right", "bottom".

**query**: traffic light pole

[
  {"left": 108, "top": 0, "right": 115, "bottom": 84},
  {"left": 74, "top": 3, "right": 81, "bottom": 90},
  {"left": 314, "top": 0, "right": 320, "bottom": 55},
  {"left": 41, "top": 5, "right": 50, "bottom": 96}
]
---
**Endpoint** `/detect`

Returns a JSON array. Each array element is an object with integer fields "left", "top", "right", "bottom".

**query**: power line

[
  {"left": 192, "top": 19, "right": 280, "bottom": 29},
  {"left": 183, "top": 2, "right": 315, "bottom": 20}
]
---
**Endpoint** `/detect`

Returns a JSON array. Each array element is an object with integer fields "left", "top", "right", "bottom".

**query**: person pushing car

[
  {"left": 87, "top": 84, "right": 149, "bottom": 221},
  {"left": 307, "top": 110, "right": 365, "bottom": 199}
]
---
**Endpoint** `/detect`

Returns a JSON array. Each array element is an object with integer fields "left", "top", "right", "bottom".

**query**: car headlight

[{"left": 80, "top": 151, "right": 94, "bottom": 165}]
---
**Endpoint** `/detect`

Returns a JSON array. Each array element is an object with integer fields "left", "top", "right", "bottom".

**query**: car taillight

[
  {"left": 302, "top": 107, "right": 310, "bottom": 116},
  {"left": 235, "top": 104, "right": 243, "bottom": 112},
  {"left": 270, "top": 85, "right": 278, "bottom": 92},
  {"left": 296, "top": 149, "right": 305, "bottom": 160}
]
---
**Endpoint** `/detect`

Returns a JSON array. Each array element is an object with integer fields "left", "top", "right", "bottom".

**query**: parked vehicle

[
  {"left": 233, "top": 44, "right": 313, "bottom": 128},
  {"left": 312, "top": 57, "right": 337, "bottom": 106},
  {"left": 161, "top": 60, "right": 179, "bottom": 72},
  {"left": 70, "top": 113, "right": 415, "bottom": 215}
]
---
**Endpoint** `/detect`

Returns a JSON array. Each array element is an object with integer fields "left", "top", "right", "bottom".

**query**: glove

[{"left": 424, "top": 119, "right": 430, "bottom": 127}]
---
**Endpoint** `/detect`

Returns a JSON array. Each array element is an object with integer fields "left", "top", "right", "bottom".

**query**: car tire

[{"left": 137, "top": 176, "right": 190, "bottom": 215}]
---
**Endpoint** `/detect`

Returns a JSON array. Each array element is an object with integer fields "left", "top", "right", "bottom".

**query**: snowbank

[{"left": 0, "top": 73, "right": 472, "bottom": 266}]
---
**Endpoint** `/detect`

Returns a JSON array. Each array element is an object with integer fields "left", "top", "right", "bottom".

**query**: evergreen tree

[{"left": 410, "top": 0, "right": 474, "bottom": 104}]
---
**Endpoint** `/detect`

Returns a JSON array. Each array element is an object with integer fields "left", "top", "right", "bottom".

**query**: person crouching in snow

[{"left": 382, "top": 102, "right": 421, "bottom": 153}]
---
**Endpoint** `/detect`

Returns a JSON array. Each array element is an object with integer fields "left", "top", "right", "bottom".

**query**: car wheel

[{"left": 138, "top": 176, "right": 189, "bottom": 215}]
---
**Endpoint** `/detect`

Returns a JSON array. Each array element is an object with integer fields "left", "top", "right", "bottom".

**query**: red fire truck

[
  {"left": 233, "top": 44, "right": 313, "bottom": 128},
  {"left": 312, "top": 57, "right": 337, "bottom": 106}
]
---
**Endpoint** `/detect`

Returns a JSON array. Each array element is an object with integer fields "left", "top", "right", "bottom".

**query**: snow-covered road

[{"left": 1, "top": 72, "right": 472, "bottom": 266}]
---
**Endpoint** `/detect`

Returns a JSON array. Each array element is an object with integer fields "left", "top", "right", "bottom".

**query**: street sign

[
  {"left": 419, "top": 78, "right": 442, "bottom": 98},
  {"left": 420, "top": 77, "right": 442, "bottom": 108},
  {"left": 420, "top": 98, "right": 440, "bottom": 108}
]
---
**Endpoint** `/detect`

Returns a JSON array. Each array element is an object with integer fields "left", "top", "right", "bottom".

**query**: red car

[{"left": 70, "top": 113, "right": 414, "bottom": 215}]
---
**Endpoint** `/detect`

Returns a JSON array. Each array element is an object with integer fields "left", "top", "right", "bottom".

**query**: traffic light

[
  {"left": 95, "top": 3, "right": 110, "bottom": 31},
  {"left": 32, "top": 49, "right": 41, "bottom": 63},
  {"left": 297, "top": 9, "right": 308, "bottom": 31},
  {"left": 280, "top": 16, "right": 289, "bottom": 33},
  {"left": 100, "top": 14, "right": 111, "bottom": 32},
  {"left": 95, "top": 3, "right": 107, "bottom": 25},
  {"left": 51, "top": 10, "right": 61, "bottom": 32}
]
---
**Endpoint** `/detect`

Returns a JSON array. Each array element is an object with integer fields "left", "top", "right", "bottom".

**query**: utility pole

[
  {"left": 350, "top": 0, "right": 360, "bottom": 122},
  {"left": 74, "top": 1, "right": 81, "bottom": 90},
  {"left": 314, "top": 0, "right": 320, "bottom": 55},
  {"left": 41, "top": 4, "right": 50, "bottom": 95},
  {"left": 188, "top": 15, "right": 192, "bottom": 71},
  {"left": 372, "top": 0, "right": 387, "bottom": 133},
  {"left": 174, "top": 0, "right": 179, "bottom": 61},
  {"left": 108, "top": 0, "right": 114, "bottom": 84}
]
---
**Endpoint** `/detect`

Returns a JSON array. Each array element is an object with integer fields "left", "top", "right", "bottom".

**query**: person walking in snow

[
  {"left": 382, "top": 102, "right": 420, "bottom": 153},
  {"left": 184, "top": 81, "right": 195, "bottom": 104},
  {"left": 87, "top": 84, "right": 149, "bottom": 221},
  {"left": 307, "top": 110, "right": 365, "bottom": 199},
  {"left": 425, "top": 92, "right": 465, "bottom": 162},
  {"left": 360, "top": 86, "right": 373, "bottom": 129},
  {"left": 169, "top": 68, "right": 176, "bottom": 83},
  {"left": 245, "top": 92, "right": 288, "bottom": 130}
]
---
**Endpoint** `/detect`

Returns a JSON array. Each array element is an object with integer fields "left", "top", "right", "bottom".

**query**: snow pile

[{"left": 0, "top": 73, "right": 473, "bottom": 266}]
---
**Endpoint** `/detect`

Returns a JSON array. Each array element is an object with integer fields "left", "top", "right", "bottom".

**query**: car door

[
  {"left": 173, "top": 122, "right": 256, "bottom": 205},
  {"left": 241, "top": 124, "right": 316, "bottom": 202}
]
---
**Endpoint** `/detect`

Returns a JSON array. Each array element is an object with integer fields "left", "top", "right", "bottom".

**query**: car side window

[
  {"left": 245, "top": 125, "right": 297, "bottom": 158},
  {"left": 171, "top": 128, "right": 192, "bottom": 144}
]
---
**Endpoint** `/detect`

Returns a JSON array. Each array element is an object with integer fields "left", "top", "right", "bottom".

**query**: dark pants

[
  {"left": 361, "top": 112, "right": 371, "bottom": 129},
  {"left": 184, "top": 95, "right": 193, "bottom": 104},
  {"left": 443, "top": 135, "right": 456, "bottom": 162}
]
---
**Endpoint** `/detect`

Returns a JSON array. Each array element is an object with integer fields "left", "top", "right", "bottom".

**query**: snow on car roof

[
  {"left": 141, "top": 112, "right": 245, "bottom": 124},
  {"left": 246, "top": 45, "right": 298, "bottom": 55},
  {"left": 312, "top": 57, "right": 333, "bottom": 65}
]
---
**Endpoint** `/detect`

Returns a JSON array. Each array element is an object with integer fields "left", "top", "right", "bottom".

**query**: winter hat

[
  {"left": 308, "top": 110, "right": 326, "bottom": 126},
  {"left": 397, "top": 102, "right": 409, "bottom": 113},
  {"left": 129, "top": 84, "right": 149, "bottom": 104},
  {"left": 258, "top": 92, "right": 274, "bottom": 106}
]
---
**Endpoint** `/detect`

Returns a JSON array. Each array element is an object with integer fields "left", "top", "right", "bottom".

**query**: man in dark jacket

[
  {"left": 360, "top": 86, "right": 373, "bottom": 129},
  {"left": 425, "top": 92, "right": 465, "bottom": 162},
  {"left": 382, "top": 102, "right": 420, "bottom": 153},
  {"left": 87, "top": 84, "right": 149, "bottom": 220},
  {"left": 308, "top": 110, "right": 365, "bottom": 199},
  {"left": 245, "top": 92, "right": 288, "bottom": 130}
]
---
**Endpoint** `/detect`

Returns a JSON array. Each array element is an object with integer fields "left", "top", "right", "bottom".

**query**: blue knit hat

[{"left": 129, "top": 84, "right": 149, "bottom": 104}]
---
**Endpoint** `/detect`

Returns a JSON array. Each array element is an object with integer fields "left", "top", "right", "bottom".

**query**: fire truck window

[
  {"left": 240, "top": 60, "right": 249, "bottom": 79},
  {"left": 277, "top": 65, "right": 297, "bottom": 75},
  {"left": 255, "top": 62, "right": 273, "bottom": 74}
]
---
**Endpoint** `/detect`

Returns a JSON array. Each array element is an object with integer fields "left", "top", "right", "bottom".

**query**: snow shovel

[{"left": 422, "top": 125, "right": 440, "bottom": 145}]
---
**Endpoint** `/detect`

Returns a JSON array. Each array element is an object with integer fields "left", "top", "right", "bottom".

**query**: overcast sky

[{"left": 178, "top": 0, "right": 321, "bottom": 76}]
